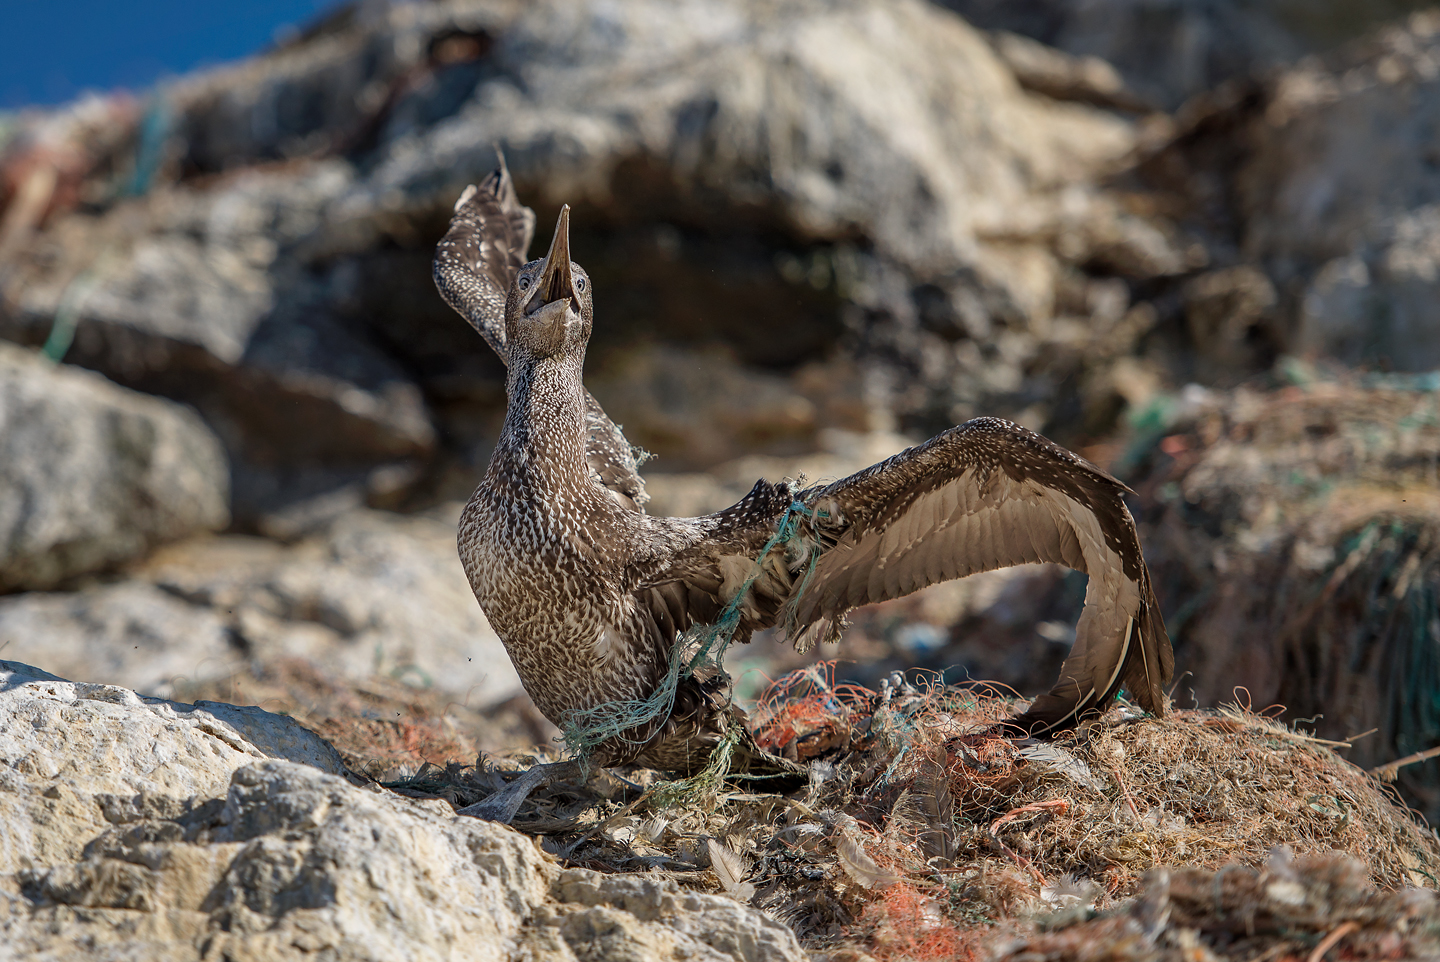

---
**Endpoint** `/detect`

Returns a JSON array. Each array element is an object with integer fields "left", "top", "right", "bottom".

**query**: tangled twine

[{"left": 561, "top": 498, "right": 818, "bottom": 771}]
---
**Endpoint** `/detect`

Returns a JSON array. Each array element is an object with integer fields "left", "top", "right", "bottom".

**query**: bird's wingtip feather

[{"left": 454, "top": 183, "right": 478, "bottom": 212}]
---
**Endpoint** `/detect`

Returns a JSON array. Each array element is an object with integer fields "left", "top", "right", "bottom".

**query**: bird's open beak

[{"left": 525, "top": 205, "right": 576, "bottom": 316}]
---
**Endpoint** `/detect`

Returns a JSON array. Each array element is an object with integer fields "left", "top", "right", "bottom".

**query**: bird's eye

[
  {"left": 576, "top": 277, "right": 586, "bottom": 291},
  {"left": 518, "top": 276, "right": 531, "bottom": 290}
]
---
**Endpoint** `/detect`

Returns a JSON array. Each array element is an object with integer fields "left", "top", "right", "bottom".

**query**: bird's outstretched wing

[
  {"left": 434, "top": 160, "right": 650, "bottom": 510},
  {"left": 649, "top": 417, "right": 1171, "bottom": 736},
  {"left": 791, "top": 417, "right": 1171, "bottom": 734},
  {"left": 433, "top": 154, "right": 534, "bottom": 356}
]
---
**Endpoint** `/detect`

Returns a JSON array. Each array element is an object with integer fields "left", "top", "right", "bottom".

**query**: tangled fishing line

[{"left": 559, "top": 497, "right": 822, "bottom": 791}]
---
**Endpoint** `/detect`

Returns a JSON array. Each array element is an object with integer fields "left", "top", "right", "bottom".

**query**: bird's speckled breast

[{"left": 457, "top": 489, "right": 662, "bottom": 727}]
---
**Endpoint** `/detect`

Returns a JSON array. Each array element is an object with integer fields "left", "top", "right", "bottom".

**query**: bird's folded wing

[
  {"left": 635, "top": 478, "right": 809, "bottom": 656},
  {"left": 582, "top": 393, "right": 650, "bottom": 511},
  {"left": 787, "top": 417, "right": 1172, "bottom": 733},
  {"left": 432, "top": 155, "right": 535, "bottom": 356},
  {"left": 433, "top": 159, "right": 649, "bottom": 509}
]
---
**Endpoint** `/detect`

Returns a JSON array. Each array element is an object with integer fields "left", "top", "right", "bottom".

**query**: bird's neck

[{"left": 495, "top": 353, "right": 589, "bottom": 495}]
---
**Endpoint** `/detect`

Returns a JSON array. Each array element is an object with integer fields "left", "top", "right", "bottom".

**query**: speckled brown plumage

[
  {"left": 441, "top": 188, "right": 1174, "bottom": 780},
  {"left": 434, "top": 156, "right": 648, "bottom": 511}
]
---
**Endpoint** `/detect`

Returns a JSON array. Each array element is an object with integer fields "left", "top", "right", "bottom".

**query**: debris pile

[
  {"left": 993, "top": 848, "right": 1440, "bottom": 962},
  {"left": 385, "top": 662, "right": 1440, "bottom": 958},
  {"left": 1128, "top": 368, "right": 1440, "bottom": 823}
]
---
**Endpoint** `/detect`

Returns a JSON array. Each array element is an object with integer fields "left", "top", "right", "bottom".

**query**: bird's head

[{"left": 505, "top": 205, "right": 593, "bottom": 361}]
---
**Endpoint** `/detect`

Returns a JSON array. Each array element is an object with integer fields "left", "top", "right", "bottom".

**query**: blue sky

[{"left": 1, "top": 0, "right": 346, "bottom": 109}]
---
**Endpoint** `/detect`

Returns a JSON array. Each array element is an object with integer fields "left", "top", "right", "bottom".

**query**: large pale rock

[
  {"left": 0, "top": 665, "right": 803, "bottom": 960},
  {"left": 2, "top": 751, "right": 807, "bottom": 961},
  {"left": 350, "top": 0, "right": 1139, "bottom": 287},
  {"left": 0, "top": 506, "right": 521, "bottom": 706},
  {"left": 0, "top": 0, "right": 1190, "bottom": 503},
  {"left": 0, "top": 661, "right": 346, "bottom": 876},
  {"left": 355, "top": 0, "right": 1185, "bottom": 438},
  {"left": 0, "top": 583, "right": 237, "bottom": 699},
  {"left": 214, "top": 0, "right": 1170, "bottom": 435},
  {"left": 543, "top": 868, "right": 807, "bottom": 962},
  {"left": 11, "top": 760, "right": 551, "bottom": 961},
  {"left": 0, "top": 343, "right": 229, "bottom": 592}
]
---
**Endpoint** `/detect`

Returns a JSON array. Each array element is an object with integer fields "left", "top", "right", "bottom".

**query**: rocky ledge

[{"left": 0, "top": 660, "right": 805, "bottom": 961}]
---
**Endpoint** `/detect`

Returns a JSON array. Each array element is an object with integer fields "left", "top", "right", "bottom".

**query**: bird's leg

[{"left": 457, "top": 758, "right": 583, "bottom": 824}]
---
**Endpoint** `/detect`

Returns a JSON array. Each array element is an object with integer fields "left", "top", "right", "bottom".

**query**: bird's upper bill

[{"left": 524, "top": 205, "right": 579, "bottom": 322}]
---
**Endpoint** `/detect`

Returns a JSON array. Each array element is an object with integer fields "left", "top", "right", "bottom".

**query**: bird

[{"left": 434, "top": 161, "right": 1173, "bottom": 821}]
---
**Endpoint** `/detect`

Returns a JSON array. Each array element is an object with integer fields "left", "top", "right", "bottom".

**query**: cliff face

[
  {"left": 7, "top": 3, "right": 1440, "bottom": 524},
  {"left": 939, "top": 0, "right": 1436, "bottom": 110},
  {"left": 0, "top": 0, "right": 1193, "bottom": 528}
]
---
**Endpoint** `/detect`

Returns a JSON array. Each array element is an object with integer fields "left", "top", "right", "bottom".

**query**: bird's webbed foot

[{"left": 457, "top": 759, "right": 583, "bottom": 824}]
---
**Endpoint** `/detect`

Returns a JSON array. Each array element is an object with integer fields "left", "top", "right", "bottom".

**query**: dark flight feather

[
  {"left": 433, "top": 152, "right": 534, "bottom": 355},
  {"left": 787, "top": 418, "right": 1172, "bottom": 734}
]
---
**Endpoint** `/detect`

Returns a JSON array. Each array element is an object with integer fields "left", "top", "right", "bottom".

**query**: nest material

[
  {"left": 993, "top": 849, "right": 1440, "bottom": 962},
  {"left": 1132, "top": 373, "right": 1440, "bottom": 825},
  {"left": 383, "top": 664, "right": 1440, "bottom": 960}
]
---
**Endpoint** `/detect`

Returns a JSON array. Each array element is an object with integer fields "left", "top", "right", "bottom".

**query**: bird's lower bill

[{"left": 519, "top": 298, "right": 577, "bottom": 355}]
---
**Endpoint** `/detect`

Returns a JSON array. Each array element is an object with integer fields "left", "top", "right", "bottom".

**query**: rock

[
  {"left": 939, "top": 0, "right": 1411, "bottom": 111},
  {"left": 1, "top": 690, "right": 807, "bottom": 962},
  {"left": 587, "top": 348, "right": 886, "bottom": 473},
  {"left": 345, "top": 0, "right": 1140, "bottom": 263},
  {"left": 984, "top": 29, "right": 1145, "bottom": 110},
  {"left": 0, "top": 0, "right": 1196, "bottom": 502},
  {"left": 544, "top": 869, "right": 806, "bottom": 961},
  {"left": 1147, "top": 13, "right": 1440, "bottom": 375},
  {"left": 0, "top": 506, "right": 521, "bottom": 708},
  {"left": 0, "top": 583, "right": 238, "bottom": 700},
  {"left": 2, "top": 754, "right": 549, "bottom": 960},
  {"left": 347, "top": 0, "right": 1152, "bottom": 308},
  {"left": 1181, "top": 265, "right": 1279, "bottom": 379},
  {"left": 643, "top": 428, "right": 913, "bottom": 518},
  {"left": 196, "top": 0, "right": 1174, "bottom": 437},
  {"left": 0, "top": 342, "right": 229, "bottom": 593},
  {"left": 38, "top": 761, "right": 548, "bottom": 961},
  {"left": 1233, "top": 13, "right": 1440, "bottom": 373},
  {"left": 0, "top": 96, "right": 139, "bottom": 267},
  {"left": 0, "top": 660, "right": 345, "bottom": 876},
  {"left": 0, "top": 163, "right": 435, "bottom": 525}
]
